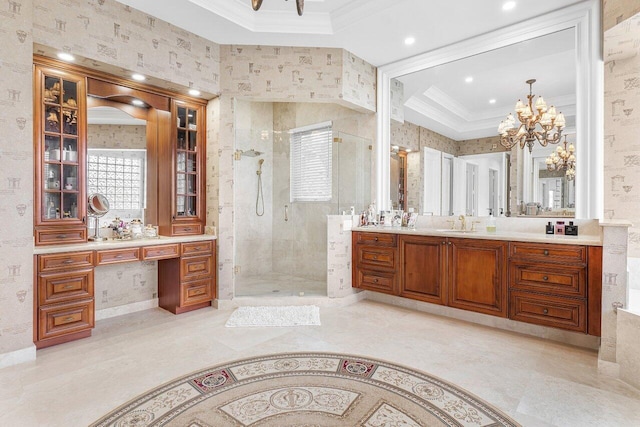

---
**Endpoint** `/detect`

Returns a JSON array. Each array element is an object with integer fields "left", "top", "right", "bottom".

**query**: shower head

[
  {"left": 258, "top": 159, "right": 265, "bottom": 165},
  {"left": 242, "top": 149, "right": 263, "bottom": 157}
]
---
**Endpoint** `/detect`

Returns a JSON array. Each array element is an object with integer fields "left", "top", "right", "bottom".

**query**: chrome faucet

[{"left": 458, "top": 215, "right": 466, "bottom": 231}]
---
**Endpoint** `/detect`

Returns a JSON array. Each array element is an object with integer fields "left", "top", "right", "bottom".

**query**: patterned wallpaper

[
  {"left": 341, "top": 50, "right": 376, "bottom": 113},
  {"left": 604, "top": 0, "right": 640, "bottom": 31},
  {"left": 87, "top": 124, "right": 146, "bottom": 149},
  {"left": 457, "top": 136, "right": 508, "bottom": 156},
  {"left": 420, "top": 128, "right": 458, "bottom": 156},
  {"left": 390, "top": 120, "right": 420, "bottom": 152},
  {"left": 390, "top": 79, "right": 405, "bottom": 123},
  {"left": 604, "top": 20, "right": 640, "bottom": 257},
  {"left": 0, "top": 0, "right": 34, "bottom": 357},
  {"left": 32, "top": 0, "right": 221, "bottom": 95}
]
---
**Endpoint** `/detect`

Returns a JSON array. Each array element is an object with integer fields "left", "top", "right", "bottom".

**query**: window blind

[{"left": 290, "top": 121, "right": 332, "bottom": 202}]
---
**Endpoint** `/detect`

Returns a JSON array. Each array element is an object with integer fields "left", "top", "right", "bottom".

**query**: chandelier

[
  {"left": 497, "top": 79, "right": 566, "bottom": 153},
  {"left": 545, "top": 135, "right": 576, "bottom": 180},
  {"left": 251, "top": 0, "right": 304, "bottom": 16}
]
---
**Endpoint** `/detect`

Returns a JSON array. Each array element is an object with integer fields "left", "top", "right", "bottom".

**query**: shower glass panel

[{"left": 233, "top": 102, "right": 373, "bottom": 298}]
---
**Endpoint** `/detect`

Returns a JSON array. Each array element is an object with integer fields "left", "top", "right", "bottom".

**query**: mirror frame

[{"left": 376, "top": 0, "right": 602, "bottom": 219}]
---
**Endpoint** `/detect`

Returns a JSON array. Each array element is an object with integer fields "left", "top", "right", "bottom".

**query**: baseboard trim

[
  {"left": 96, "top": 299, "right": 159, "bottom": 321},
  {"left": 0, "top": 345, "right": 36, "bottom": 369}
]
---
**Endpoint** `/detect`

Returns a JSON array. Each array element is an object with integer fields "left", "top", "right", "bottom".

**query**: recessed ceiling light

[
  {"left": 404, "top": 37, "right": 416, "bottom": 46},
  {"left": 502, "top": 1, "right": 516, "bottom": 11},
  {"left": 188, "top": 89, "right": 201, "bottom": 96},
  {"left": 489, "top": 99, "right": 497, "bottom": 104},
  {"left": 132, "top": 99, "right": 144, "bottom": 106},
  {"left": 465, "top": 76, "right": 473, "bottom": 83},
  {"left": 57, "top": 52, "right": 75, "bottom": 61},
  {"left": 392, "top": 145, "right": 399, "bottom": 150},
  {"left": 131, "top": 73, "right": 146, "bottom": 81},
  {"left": 405, "top": 148, "right": 412, "bottom": 153}
]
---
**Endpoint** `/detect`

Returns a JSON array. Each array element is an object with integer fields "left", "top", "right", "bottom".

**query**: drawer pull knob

[
  {"left": 194, "top": 289, "right": 205, "bottom": 295},
  {"left": 62, "top": 259, "right": 74, "bottom": 264},
  {"left": 185, "top": 227, "right": 193, "bottom": 231},
  {"left": 373, "top": 279, "right": 379, "bottom": 283},
  {"left": 543, "top": 276, "right": 548, "bottom": 281},
  {"left": 63, "top": 316, "right": 75, "bottom": 323},
  {"left": 448, "top": 242, "right": 451, "bottom": 245},
  {"left": 63, "top": 285, "right": 74, "bottom": 289},
  {"left": 543, "top": 308, "right": 549, "bottom": 314},
  {"left": 543, "top": 250, "right": 549, "bottom": 256},
  {"left": 373, "top": 255, "right": 378, "bottom": 260},
  {"left": 115, "top": 254, "right": 123, "bottom": 259},
  {"left": 442, "top": 241, "right": 445, "bottom": 245},
  {"left": 57, "top": 234, "right": 67, "bottom": 239},
  {"left": 374, "top": 237, "right": 378, "bottom": 241}
]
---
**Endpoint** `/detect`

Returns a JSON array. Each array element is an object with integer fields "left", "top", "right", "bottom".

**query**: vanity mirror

[
  {"left": 377, "top": 1, "right": 601, "bottom": 219},
  {"left": 87, "top": 102, "right": 148, "bottom": 227}
]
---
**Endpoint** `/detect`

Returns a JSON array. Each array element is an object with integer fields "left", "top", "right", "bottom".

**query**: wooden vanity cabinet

[
  {"left": 34, "top": 251, "right": 95, "bottom": 348},
  {"left": 34, "top": 62, "right": 87, "bottom": 246},
  {"left": 352, "top": 232, "right": 398, "bottom": 294},
  {"left": 399, "top": 235, "right": 447, "bottom": 305},
  {"left": 397, "top": 235, "right": 507, "bottom": 316},
  {"left": 158, "top": 100, "right": 207, "bottom": 236},
  {"left": 158, "top": 241, "right": 216, "bottom": 314},
  {"left": 508, "top": 242, "right": 602, "bottom": 335},
  {"left": 448, "top": 238, "right": 508, "bottom": 317}
]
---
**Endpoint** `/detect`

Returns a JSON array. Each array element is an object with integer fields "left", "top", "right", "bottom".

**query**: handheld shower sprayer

[
  {"left": 256, "top": 158, "right": 265, "bottom": 216},
  {"left": 257, "top": 158, "right": 264, "bottom": 175}
]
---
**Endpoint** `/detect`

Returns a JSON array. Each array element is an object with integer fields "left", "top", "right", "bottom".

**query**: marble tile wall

[
  {"left": 87, "top": 124, "right": 146, "bottom": 149},
  {"left": 616, "top": 308, "right": 640, "bottom": 389},
  {"left": 0, "top": 0, "right": 34, "bottom": 358},
  {"left": 234, "top": 100, "right": 274, "bottom": 278},
  {"left": 32, "top": 0, "right": 221, "bottom": 95},
  {"left": 604, "top": 15, "right": 640, "bottom": 262},
  {"left": 212, "top": 45, "right": 377, "bottom": 300},
  {"left": 326, "top": 215, "right": 360, "bottom": 298},
  {"left": 390, "top": 79, "right": 405, "bottom": 123}
]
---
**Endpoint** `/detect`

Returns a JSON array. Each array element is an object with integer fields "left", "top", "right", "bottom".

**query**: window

[
  {"left": 87, "top": 149, "right": 146, "bottom": 210},
  {"left": 290, "top": 121, "right": 332, "bottom": 202}
]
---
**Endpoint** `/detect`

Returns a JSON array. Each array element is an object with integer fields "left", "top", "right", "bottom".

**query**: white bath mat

[{"left": 225, "top": 305, "right": 321, "bottom": 327}]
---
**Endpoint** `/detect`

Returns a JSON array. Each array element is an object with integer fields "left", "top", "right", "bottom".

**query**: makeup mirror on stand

[{"left": 87, "top": 193, "right": 110, "bottom": 241}]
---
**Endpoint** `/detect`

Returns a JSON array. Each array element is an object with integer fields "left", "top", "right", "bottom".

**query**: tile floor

[
  {"left": 235, "top": 271, "right": 327, "bottom": 297},
  {"left": 1, "top": 300, "right": 639, "bottom": 426}
]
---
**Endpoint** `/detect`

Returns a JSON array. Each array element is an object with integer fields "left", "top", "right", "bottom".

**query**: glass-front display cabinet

[
  {"left": 34, "top": 63, "right": 87, "bottom": 245},
  {"left": 159, "top": 100, "right": 206, "bottom": 236}
]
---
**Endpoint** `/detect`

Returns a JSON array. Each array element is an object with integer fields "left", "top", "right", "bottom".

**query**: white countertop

[
  {"left": 33, "top": 234, "right": 217, "bottom": 255},
  {"left": 351, "top": 226, "right": 602, "bottom": 246}
]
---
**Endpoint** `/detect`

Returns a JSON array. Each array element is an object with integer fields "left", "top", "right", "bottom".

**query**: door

[
  {"left": 465, "top": 163, "right": 478, "bottom": 216},
  {"left": 452, "top": 157, "right": 466, "bottom": 216},
  {"left": 447, "top": 238, "right": 507, "bottom": 317},
  {"left": 442, "top": 154, "right": 453, "bottom": 216},
  {"left": 489, "top": 168, "right": 498, "bottom": 216},
  {"left": 399, "top": 235, "right": 447, "bottom": 305}
]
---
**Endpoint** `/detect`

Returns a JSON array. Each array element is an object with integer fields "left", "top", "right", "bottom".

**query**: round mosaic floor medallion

[{"left": 91, "top": 352, "right": 520, "bottom": 427}]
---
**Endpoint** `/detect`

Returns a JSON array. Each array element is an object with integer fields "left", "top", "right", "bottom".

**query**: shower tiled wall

[{"left": 234, "top": 100, "right": 274, "bottom": 277}]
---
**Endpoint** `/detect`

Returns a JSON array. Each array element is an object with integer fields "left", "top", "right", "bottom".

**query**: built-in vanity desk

[
  {"left": 352, "top": 225, "right": 602, "bottom": 336},
  {"left": 33, "top": 235, "right": 217, "bottom": 349}
]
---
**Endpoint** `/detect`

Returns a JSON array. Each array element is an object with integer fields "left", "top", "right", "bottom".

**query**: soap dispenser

[{"left": 486, "top": 214, "right": 496, "bottom": 233}]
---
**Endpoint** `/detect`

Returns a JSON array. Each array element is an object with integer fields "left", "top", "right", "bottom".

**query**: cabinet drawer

[
  {"left": 509, "top": 291, "right": 586, "bottom": 333},
  {"left": 509, "top": 242, "right": 586, "bottom": 264},
  {"left": 172, "top": 223, "right": 202, "bottom": 236},
  {"left": 95, "top": 247, "right": 141, "bottom": 265},
  {"left": 38, "top": 251, "right": 94, "bottom": 272},
  {"left": 356, "top": 269, "right": 396, "bottom": 294},
  {"left": 356, "top": 232, "right": 397, "bottom": 247},
  {"left": 35, "top": 227, "right": 87, "bottom": 246},
  {"left": 181, "top": 279, "right": 213, "bottom": 306},
  {"left": 180, "top": 255, "right": 213, "bottom": 281},
  {"left": 142, "top": 244, "right": 180, "bottom": 260},
  {"left": 38, "top": 268, "right": 94, "bottom": 305},
  {"left": 510, "top": 263, "right": 586, "bottom": 297},
  {"left": 38, "top": 299, "right": 94, "bottom": 340},
  {"left": 357, "top": 246, "right": 396, "bottom": 270},
  {"left": 181, "top": 240, "right": 213, "bottom": 256}
]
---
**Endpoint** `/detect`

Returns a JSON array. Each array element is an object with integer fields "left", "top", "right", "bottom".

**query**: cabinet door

[
  {"left": 448, "top": 238, "right": 507, "bottom": 317},
  {"left": 399, "top": 235, "right": 447, "bottom": 305},
  {"left": 34, "top": 64, "right": 87, "bottom": 244},
  {"left": 171, "top": 100, "right": 205, "bottom": 232}
]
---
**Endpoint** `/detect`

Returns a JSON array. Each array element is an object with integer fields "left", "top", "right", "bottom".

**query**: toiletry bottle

[
  {"left": 555, "top": 221, "right": 565, "bottom": 235},
  {"left": 486, "top": 214, "right": 496, "bottom": 233},
  {"left": 565, "top": 221, "right": 579, "bottom": 236},
  {"left": 546, "top": 221, "right": 554, "bottom": 235}
]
